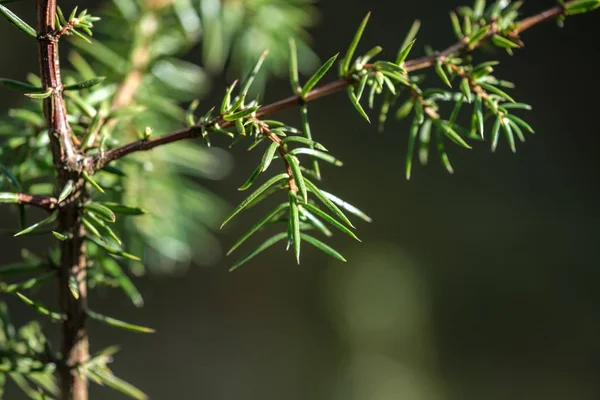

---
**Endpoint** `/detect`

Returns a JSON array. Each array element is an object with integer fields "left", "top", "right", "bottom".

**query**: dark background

[{"left": 2, "top": 0, "right": 600, "bottom": 399}]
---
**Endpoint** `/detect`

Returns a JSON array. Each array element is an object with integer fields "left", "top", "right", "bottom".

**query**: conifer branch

[
  {"left": 404, "top": 2, "right": 568, "bottom": 71},
  {"left": 93, "top": 0, "right": 581, "bottom": 168},
  {"left": 1, "top": 0, "right": 597, "bottom": 398}
]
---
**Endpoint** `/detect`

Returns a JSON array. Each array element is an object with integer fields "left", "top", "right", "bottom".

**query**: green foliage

[
  {"left": 0, "top": 0, "right": 597, "bottom": 398},
  {"left": 198, "top": 0, "right": 319, "bottom": 87},
  {"left": 0, "top": 3, "right": 36, "bottom": 37},
  {"left": 56, "top": 7, "right": 101, "bottom": 43},
  {"left": 0, "top": 303, "right": 58, "bottom": 399}
]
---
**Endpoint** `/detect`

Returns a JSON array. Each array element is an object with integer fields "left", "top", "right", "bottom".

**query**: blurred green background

[{"left": 2, "top": 0, "right": 600, "bottom": 399}]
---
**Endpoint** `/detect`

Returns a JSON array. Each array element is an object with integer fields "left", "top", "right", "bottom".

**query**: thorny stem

[
  {"left": 93, "top": 1, "right": 574, "bottom": 170},
  {"left": 37, "top": 1, "right": 89, "bottom": 399}
]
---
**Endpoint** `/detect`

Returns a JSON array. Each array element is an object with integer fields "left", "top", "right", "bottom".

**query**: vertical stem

[
  {"left": 36, "top": 1, "right": 89, "bottom": 399},
  {"left": 37, "top": 0, "right": 77, "bottom": 166},
  {"left": 57, "top": 184, "right": 89, "bottom": 400}
]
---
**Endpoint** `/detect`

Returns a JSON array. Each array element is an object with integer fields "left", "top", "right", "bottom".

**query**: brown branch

[
  {"left": 37, "top": 0, "right": 78, "bottom": 169},
  {"left": 516, "top": 3, "right": 566, "bottom": 33},
  {"left": 56, "top": 195, "right": 88, "bottom": 400},
  {"left": 256, "top": 79, "right": 349, "bottom": 119},
  {"left": 37, "top": 1, "right": 89, "bottom": 400},
  {"left": 94, "top": 1, "right": 578, "bottom": 169},
  {"left": 16, "top": 193, "right": 58, "bottom": 210},
  {"left": 96, "top": 125, "right": 202, "bottom": 167},
  {"left": 403, "top": 3, "right": 566, "bottom": 72},
  {"left": 93, "top": 80, "right": 349, "bottom": 169},
  {"left": 57, "top": 21, "right": 75, "bottom": 37}
]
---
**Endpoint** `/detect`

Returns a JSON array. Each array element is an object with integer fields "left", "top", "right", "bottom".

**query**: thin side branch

[
  {"left": 516, "top": 3, "right": 566, "bottom": 32},
  {"left": 257, "top": 121, "right": 299, "bottom": 194},
  {"left": 403, "top": 3, "right": 566, "bottom": 71},
  {"left": 94, "top": 1, "right": 573, "bottom": 169},
  {"left": 16, "top": 193, "right": 58, "bottom": 210}
]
